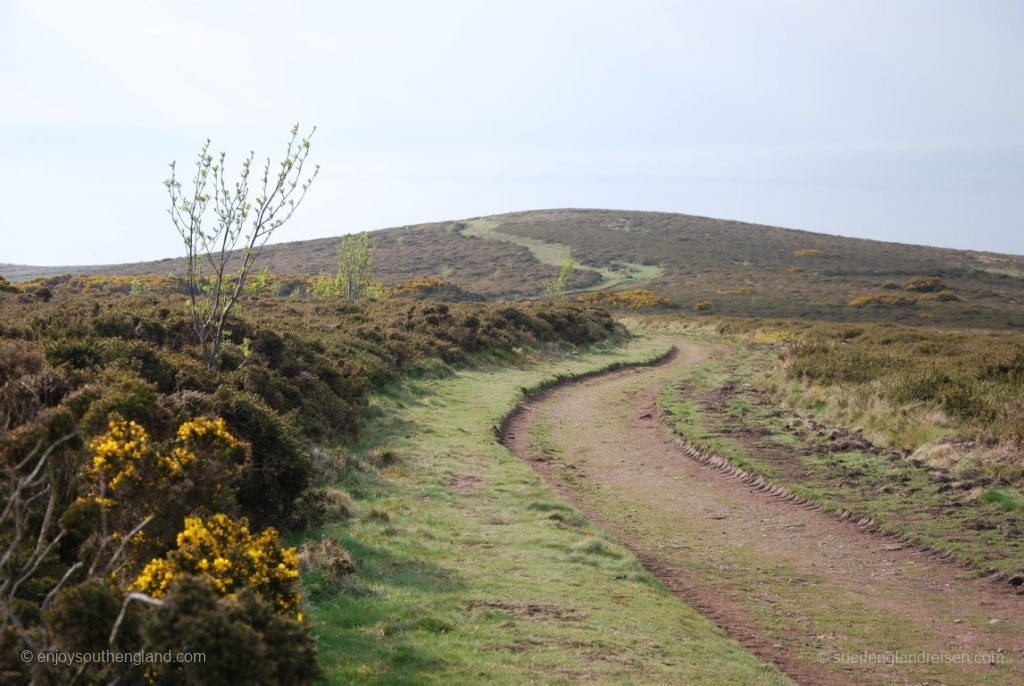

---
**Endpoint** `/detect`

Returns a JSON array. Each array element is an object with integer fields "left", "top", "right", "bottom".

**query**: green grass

[
  {"left": 981, "top": 489, "right": 1024, "bottom": 513},
  {"left": 302, "top": 337, "right": 787, "bottom": 684},
  {"left": 461, "top": 218, "right": 664, "bottom": 294},
  {"left": 657, "top": 373, "right": 776, "bottom": 478}
]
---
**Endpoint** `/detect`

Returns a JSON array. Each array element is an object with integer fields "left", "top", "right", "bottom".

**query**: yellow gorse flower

[
  {"left": 134, "top": 558, "right": 175, "bottom": 596},
  {"left": 176, "top": 416, "right": 239, "bottom": 447},
  {"left": 86, "top": 415, "right": 240, "bottom": 507},
  {"left": 133, "top": 513, "right": 301, "bottom": 613},
  {"left": 89, "top": 418, "right": 148, "bottom": 487}
]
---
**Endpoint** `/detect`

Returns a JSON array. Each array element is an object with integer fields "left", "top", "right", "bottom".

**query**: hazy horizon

[{"left": 2, "top": 0, "right": 1022, "bottom": 264}]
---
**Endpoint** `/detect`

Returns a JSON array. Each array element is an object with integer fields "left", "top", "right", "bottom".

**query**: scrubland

[{"left": 0, "top": 286, "right": 617, "bottom": 684}]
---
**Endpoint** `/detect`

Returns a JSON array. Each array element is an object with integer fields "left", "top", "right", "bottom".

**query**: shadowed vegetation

[{"left": 0, "top": 286, "right": 619, "bottom": 684}]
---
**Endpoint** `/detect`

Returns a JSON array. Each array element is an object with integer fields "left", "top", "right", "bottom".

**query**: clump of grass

[
  {"left": 692, "top": 300, "right": 713, "bottom": 312},
  {"left": 299, "top": 536, "right": 359, "bottom": 600},
  {"left": 299, "top": 536, "right": 357, "bottom": 576},
  {"left": 309, "top": 446, "right": 347, "bottom": 483},
  {"left": 363, "top": 507, "right": 391, "bottom": 521},
  {"left": 570, "top": 538, "right": 621, "bottom": 558},
  {"left": 790, "top": 485, "right": 823, "bottom": 502},
  {"left": 847, "top": 292, "right": 916, "bottom": 307},
  {"left": 919, "top": 290, "right": 959, "bottom": 302},
  {"left": 793, "top": 249, "right": 829, "bottom": 257},
  {"left": 546, "top": 511, "right": 588, "bottom": 528},
  {"left": 416, "top": 617, "right": 455, "bottom": 634},
  {"left": 727, "top": 397, "right": 754, "bottom": 416},
  {"left": 323, "top": 487, "right": 355, "bottom": 519},
  {"left": 527, "top": 501, "right": 572, "bottom": 513},
  {"left": 980, "top": 488, "right": 1024, "bottom": 513},
  {"left": 368, "top": 446, "right": 400, "bottom": 467}
]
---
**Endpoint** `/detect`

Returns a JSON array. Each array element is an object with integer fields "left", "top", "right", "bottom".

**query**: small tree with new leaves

[
  {"left": 165, "top": 124, "right": 319, "bottom": 366},
  {"left": 545, "top": 258, "right": 575, "bottom": 300},
  {"left": 335, "top": 232, "right": 376, "bottom": 301}
]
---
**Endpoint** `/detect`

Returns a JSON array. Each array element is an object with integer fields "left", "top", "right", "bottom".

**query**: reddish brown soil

[{"left": 504, "top": 339, "right": 1024, "bottom": 685}]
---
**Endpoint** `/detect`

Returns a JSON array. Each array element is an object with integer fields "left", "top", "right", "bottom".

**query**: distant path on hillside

[
  {"left": 504, "top": 337, "right": 1024, "bottom": 685},
  {"left": 460, "top": 218, "right": 663, "bottom": 294}
]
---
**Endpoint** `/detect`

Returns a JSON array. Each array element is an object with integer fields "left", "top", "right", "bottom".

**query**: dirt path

[{"left": 504, "top": 337, "right": 1024, "bottom": 685}]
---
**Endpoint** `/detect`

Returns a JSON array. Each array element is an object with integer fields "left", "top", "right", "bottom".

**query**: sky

[{"left": 1, "top": 0, "right": 1022, "bottom": 265}]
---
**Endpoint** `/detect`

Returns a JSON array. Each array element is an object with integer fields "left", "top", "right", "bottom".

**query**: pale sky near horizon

[{"left": 1, "top": 0, "right": 1022, "bottom": 265}]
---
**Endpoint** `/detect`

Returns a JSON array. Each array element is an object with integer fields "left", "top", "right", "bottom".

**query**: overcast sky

[{"left": 1, "top": 0, "right": 1022, "bottom": 265}]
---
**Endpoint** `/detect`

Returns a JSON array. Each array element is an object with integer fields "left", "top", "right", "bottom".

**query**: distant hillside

[
  {"left": 1, "top": 222, "right": 599, "bottom": 298},
  {"left": 5, "top": 209, "right": 1024, "bottom": 328},
  {"left": 475, "top": 209, "right": 1024, "bottom": 328}
]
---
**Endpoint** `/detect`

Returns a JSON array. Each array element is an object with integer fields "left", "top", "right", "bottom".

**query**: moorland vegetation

[{"left": 0, "top": 278, "right": 619, "bottom": 684}]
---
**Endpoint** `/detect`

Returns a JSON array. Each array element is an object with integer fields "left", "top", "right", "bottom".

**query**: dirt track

[{"left": 504, "top": 338, "right": 1024, "bottom": 685}]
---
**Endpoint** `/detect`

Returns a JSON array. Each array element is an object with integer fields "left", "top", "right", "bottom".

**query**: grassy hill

[{"left": 5, "top": 209, "right": 1024, "bottom": 328}]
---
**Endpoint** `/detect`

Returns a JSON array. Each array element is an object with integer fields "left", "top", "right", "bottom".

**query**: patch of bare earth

[
  {"left": 469, "top": 600, "right": 587, "bottom": 621},
  {"left": 504, "top": 338, "right": 1024, "bottom": 685}
]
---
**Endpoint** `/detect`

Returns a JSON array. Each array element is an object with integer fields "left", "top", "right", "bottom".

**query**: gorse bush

[
  {"left": 388, "top": 277, "right": 485, "bottom": 301},
  {"left": 0, "top": 287, "right": 619, "bottom": 683},
  {"left": 847, "top": 292, "right": 917, "bottom": 307},
  {"left": 140, "top": 575, "right": 321, "bottom": 685},
  {"left": 133, "top": 513, "right": 302, "bottom": 617},
  {"left": 83, "top": 415, "right": 244, "bottom": 554},
  {"left": 902, "top": 276, "right": 944, "bottom": 292},
  {"left": 577, "top": 288, "right": 674, "bottom": 309}
]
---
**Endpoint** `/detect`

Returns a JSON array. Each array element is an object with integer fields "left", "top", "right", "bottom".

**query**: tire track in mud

[{"left": 501, "top": 337, "right": 1024, "bottom": 685}]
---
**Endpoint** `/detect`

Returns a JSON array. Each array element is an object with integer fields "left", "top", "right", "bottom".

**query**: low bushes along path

[{"left": 505, "top": 336, "right": 1024, "bottom": 685}]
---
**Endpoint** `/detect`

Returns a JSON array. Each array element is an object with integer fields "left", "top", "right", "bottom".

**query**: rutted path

[{"left": 504, "top": 337, "right": 1024, "bottom": 685}]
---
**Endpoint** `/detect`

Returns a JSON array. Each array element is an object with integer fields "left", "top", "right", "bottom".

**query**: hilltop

[{"left": 4, "top": 209, "right": 1023, "bottom": 327}]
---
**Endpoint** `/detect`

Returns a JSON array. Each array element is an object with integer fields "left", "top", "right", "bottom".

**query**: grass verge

[{"left": 302, "top": 338, "right": 787, "bottom": 684}]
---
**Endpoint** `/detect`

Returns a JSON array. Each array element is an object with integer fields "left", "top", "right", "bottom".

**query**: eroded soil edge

[{"left": 499, "top": 336, "right": 1024, "bottom": 685}]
